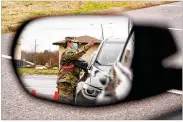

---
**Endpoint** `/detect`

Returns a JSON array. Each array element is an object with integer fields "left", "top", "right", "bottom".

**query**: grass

[
  {"left": 1, "top": 1, "right": 173, "bottom": 34},
  {"left": 72, "top": 2, "right": 141, "bottom": 14},
  {"left": 18, "top": 68, "right": 59, "bottom": 76},
  {"left": 18, "top": 68, "right": 85, "bottom": 76}
]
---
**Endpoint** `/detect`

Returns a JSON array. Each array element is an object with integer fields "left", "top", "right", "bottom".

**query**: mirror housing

[
  {"left": 11, "top": 14, "right": 181, "bottom": 107},
  {"left": 125, "top": 24, "right": 182, "bottom": 101}
]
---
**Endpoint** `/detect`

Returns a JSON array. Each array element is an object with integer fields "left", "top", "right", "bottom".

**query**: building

[
  {"left": 15, "top": 40, "right": 35, "bottom": 68},
  {"left": 14, "top": 40, "right": 23, "bottom": 68},
  {"left": 52, "top": 35, "right": 101, "bottom": 68},
  {"left": 15, "top": 40, "right": 21, "bottom": 60}
]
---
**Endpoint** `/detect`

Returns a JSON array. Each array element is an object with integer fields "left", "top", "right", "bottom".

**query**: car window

[{"left": 96, "top": 42, "right": 125, "bottom": 66}]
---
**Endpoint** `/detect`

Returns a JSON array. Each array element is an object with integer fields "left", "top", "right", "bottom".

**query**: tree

[{"left": 21, "top": 50, "right": 59, "bottom": 68}]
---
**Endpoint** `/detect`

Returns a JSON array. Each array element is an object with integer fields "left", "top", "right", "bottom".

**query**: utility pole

[
  {"left": 49, "top": 44, "right": 51, "bottom": 68},
  {"left": 49, "top": 58, "right": 52, "bottom": 68},
  {"left": 35, "top": 39, "right": 37, "bottom": 53},
  {"left": 101, "top": 24, "right": 104, "bottom": 40},
  {"left": 34, "top": 39, "right": 37, "bottom": 66},
  {"left": 49, "top": 44, "right": 51, "bottom": 52}
]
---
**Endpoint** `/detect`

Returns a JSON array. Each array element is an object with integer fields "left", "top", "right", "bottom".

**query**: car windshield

[{"left": 95, "top": 42, "right": 124, "bottom": 66}]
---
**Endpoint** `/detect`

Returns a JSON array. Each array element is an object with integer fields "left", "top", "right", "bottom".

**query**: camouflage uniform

[{"left": 57, "top": 43, "right": 91, "bottom": 104}]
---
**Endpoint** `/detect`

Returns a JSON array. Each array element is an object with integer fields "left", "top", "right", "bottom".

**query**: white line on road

[
  {"left": 160, "top": 4, "right": 183, "bottom": 8},
  {"left": 2, "top": 54, "right": 12, "bottom": 59},
  {"left": 2, "top": 54, "right": 34, "bottom": 65},
  {"left": 168, "top": 89, "right": 182, "bottom": 95},
  {"left": 168, "top": 28, "right": 183, "bottom": 31}
]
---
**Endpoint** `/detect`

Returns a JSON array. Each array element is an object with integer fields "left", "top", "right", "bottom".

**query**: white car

[
  {"left": 35, "top": 65, "right": 47, "bottom": 69},
  {"left": 52, "top": 67, "right": 58, "bottom": 70}
]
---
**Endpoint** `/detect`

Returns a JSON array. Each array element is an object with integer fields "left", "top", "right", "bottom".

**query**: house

[
  {"left": 14, "top": 40, "right": 23, "bottom": 68},
  {"left": 53, "top": 35, "right": 101, "bottom": 68},
  {"left": 15, "top": 40, "right": 21, "bottom": 60}
]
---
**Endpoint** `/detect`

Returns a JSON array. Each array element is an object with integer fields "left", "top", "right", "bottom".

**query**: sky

[{"left": 19, "top": 15, "right": 129, "bottom": 52}]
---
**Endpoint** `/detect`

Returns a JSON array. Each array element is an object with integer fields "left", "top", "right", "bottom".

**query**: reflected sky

[{"left": 19, "top": 16, "right": 129, "bottom": 52}]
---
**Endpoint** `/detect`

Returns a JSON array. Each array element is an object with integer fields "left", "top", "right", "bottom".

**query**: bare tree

[{"left": 21, "top": 50, "right": 59, "bottom": 68}]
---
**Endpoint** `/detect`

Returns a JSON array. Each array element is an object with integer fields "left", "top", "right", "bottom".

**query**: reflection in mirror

[{"left": 13, "top": 15, "right": 133, "bottom": 106}]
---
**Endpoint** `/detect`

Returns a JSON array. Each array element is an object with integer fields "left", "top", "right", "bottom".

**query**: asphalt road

[
  {"left": 21, "top": 74, "right": 181, "bottom": 102},
  {"left": 21, "top": 75, "right": 57, "bottom": 97},
  {"left": 1, "top": 2, "right": 182, "bottom": 120}
]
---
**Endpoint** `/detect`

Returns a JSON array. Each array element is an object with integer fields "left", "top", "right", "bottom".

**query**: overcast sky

[{"left": 19, "top": 16, "right": 129, "bottom": 52}]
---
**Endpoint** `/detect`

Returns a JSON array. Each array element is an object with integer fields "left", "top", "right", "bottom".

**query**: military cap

[{"left": 65, "top": 37, "right": 78, "bottom": 42}]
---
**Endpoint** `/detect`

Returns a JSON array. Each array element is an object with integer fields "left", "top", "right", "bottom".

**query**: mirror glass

[{"left": 13, "top": 15, "right": 133, "bottom": 106}]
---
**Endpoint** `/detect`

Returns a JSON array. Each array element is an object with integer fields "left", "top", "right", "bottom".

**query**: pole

[
  {"left": 101, "top": 24, "right": 104, "bottom": 40},
  {"left": 35, "top": 39, "right": 37, "bottom": 53},
  {"left": 34, "top": 39, "right": 36, "bottom": 66},
  {"left": 50, "top": 58, "right": 51, "bottom": 68},
  {"left": 109, "top": 23, "right": 113, "bottom": 38}
]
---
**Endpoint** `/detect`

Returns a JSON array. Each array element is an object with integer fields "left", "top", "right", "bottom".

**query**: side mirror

[{"left": 12, "top": 15, "right": 131, "bottom": 106}]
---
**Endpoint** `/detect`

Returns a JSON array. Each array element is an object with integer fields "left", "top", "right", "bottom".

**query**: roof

[{"left": 52, "top": 35, "right": 101, "bottom": 45}]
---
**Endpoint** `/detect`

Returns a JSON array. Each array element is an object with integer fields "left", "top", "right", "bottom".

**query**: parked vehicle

[
  {"left": 35, "top": 65, "right": 47, "bottom": 70},
  {"left": 24, "top": 65, "right": 34, "bottom": 68},
  {"left": 52, "top": 67, "right": 58, "bottom": 70}
]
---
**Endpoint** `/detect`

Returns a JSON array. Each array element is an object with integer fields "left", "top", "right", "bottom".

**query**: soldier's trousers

[{"left": 57, "top": 82, "right": 75, "bottom": 105}]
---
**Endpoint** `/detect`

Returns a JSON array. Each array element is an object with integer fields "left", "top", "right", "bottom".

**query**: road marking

[
  {"left": 1, "top": 54, "right": 12, "bottom": 59},
  {"left": 2, "top": 54, "right": 34, "bottom": 65},
  {"left": 168, "top": 28, "right": 182, "bottom": 31},
  {"left": 160, "top": 4, "right": 183, "bottom": 8},
  {"left": 168, "top": 89, "right": 182, "bottom": 95}
]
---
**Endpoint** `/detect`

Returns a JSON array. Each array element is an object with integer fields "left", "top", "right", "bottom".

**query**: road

[
  {"left": 22, "top": 74, "right": 182, "bottom": 101},
  {"left": 21, "top": 75, "right": 57, "bottom": 98},
  {"left": 1, "top": 2, "right": 182, "bottom": 120}
]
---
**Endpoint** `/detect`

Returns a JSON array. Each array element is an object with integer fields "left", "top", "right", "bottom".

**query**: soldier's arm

[
  {"left": 75, "top": 44, "right": 91, "bottom": 58},
  {"left": 75, "top": 40, "right": 95, "bottom": 58},
  {"left": 63, "top": 44, "right": 91, "bottom": 61},
  {"left": 63, "top": 41, "right": 94, "bottom": 61}
]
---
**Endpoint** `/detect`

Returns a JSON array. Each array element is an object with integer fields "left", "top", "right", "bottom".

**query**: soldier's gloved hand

[{"left": 88, "top": 40, "right": 95, "bottom": 47}]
